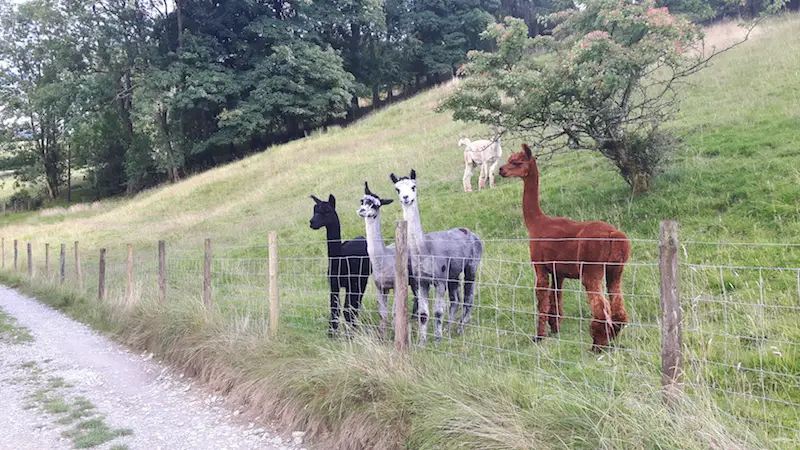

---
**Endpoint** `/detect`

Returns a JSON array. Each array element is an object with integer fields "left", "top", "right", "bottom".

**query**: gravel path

[{"left": 0, "top": 286, "right": 307, "bottom": 450}]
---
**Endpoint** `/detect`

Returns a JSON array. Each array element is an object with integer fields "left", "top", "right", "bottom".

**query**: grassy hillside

[
  {"left": 1, "top": 15, "right": 799, "bottom": 449},
  {"left": 1, "top": 22, "right": 798, "bottom": 249}
]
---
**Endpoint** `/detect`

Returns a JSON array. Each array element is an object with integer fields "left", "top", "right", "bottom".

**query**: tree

[
  {"left": 407, "top": 0, "right": 499, "bottom": 82},
  {"left": 0, "top": 0, "right": 88, "bottom": 198},
  {"left": 496, "top": 0, "right": 564, "bottom": 36},
  {"left": 441, "top": 1, "right": 775, "bottom": 194},
  {"left": 218, "top": 42, "right": 355, "bottom": 140},
  {"left": 307, "top": 0, "right": 385, "bottom": 111},
  {"left": 0, "top": 0, "right": 509, "bottom": 203}
]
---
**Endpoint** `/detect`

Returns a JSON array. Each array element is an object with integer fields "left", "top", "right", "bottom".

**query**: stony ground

[{"left": 0, "top": 286, "right": 308, "bottom": 450}]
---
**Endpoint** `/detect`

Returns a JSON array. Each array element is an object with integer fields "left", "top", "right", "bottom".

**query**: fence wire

[{"left": 3, "top": 236, "right": 799, "bottom": 438}]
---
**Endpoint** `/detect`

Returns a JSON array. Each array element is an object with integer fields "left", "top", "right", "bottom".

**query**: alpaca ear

[
  {"left": 328, "top": 194, "right": 336, "bottom": 209},
  {"left": 410, "top": 169, "right": 416, "bottom": 180},
  {"left": 364, "top": 181, "right": 371, "bottom": 195},
  {"left": 522, "top": 144, "right": 532, "bottom": 160},
  {"left": 390, "top": 173, "right": 398, "bottom": 183},
  {"left": 380, "top": 199, "right": 393, "bottom": 206},
  {"left": 310, "top": 195, "right": 322, "bottom": 204}
]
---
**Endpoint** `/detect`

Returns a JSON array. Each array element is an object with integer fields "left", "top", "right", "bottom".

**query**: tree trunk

[
  {"left": 37, "top": 118, "right": 60, "bottom": 199},
  {"left": 350, "top": 23, "right": 361, "bottom": 72},
  {"left": 617, "top": 159, "right": 653, "bottom": 195},
  {"left": 158, "top": 106, "right": 179, "bottom": 185},
  {"left": 176, "top": 0, "right": 183, "bottom": 49},
  {"left": 372, "top": 86, "right": 380, "bottom": 110},
  {"left": 43, "top": 142, "right": 60, "bottom": 199},
  {"left": 45, "top": 177, "right": 57, "bottom": 199},
  {"left": 629, "top": 170, "right": 652, "bottom": 195},
  {"left": 67, "top": 144, "right": 71, "bottom": 203},
  {"left": 349, "top": 97, "right": 360, "bottom": 121}
]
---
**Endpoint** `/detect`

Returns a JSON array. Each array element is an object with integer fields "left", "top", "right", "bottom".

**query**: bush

[
  {"left": 8, "top": 189, "right": 44, "bottom": 210},
  {"left": 600, "top": 127, "right": 680, "bottom": 194}
]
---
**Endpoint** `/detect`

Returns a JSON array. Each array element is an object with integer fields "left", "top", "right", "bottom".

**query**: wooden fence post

[
  {"left": 2, "top": 237, "right": 5, "bottom": 269},
  {"left": 126, "top": 243, "right": 133, "bottom": 301},
  {"left": 659, "top": 220, "right": 683, "bottom": 406},
  {"left": 45, "top": 243, "right": 50, "bottom": 277},
  {"left": 268, "top": 232, "right": 279, "bottom": 336},
  {"left": 75, "top": 241, "right": 83, "bottom": 289},
  {"left": 394, "top": 220, "right": 410, "bottom": 353},
  {"left": 98, "top": 248, "right": 106, "bottom": 300},
  {"left": 60, "top": 244, "right": 66, "bottom": 285},
  {"left": 204, "top": 238, "right": 212, "bottom": 311},
  {"left": 14, "top": 240, "right": 18, "bottom": 271},
  {"left": 27, "top": 243, "right": 32, "bottom": 277},
  {"left": 158, "top": 240, "right": 166, "bottom": 301}
]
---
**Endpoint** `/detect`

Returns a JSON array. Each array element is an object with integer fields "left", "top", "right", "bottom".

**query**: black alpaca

[{"left": 309, "top": 194, "right": 371, "bottom": 335}]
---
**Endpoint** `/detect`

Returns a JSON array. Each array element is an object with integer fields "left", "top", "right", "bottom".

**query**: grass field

[{"left": 0, "top": 15, "right": 798, "bottom": 449}]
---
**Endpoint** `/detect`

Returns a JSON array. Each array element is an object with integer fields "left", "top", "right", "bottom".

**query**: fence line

[{"left": 3, "top": 223, "right": 799, "bottom": 437}]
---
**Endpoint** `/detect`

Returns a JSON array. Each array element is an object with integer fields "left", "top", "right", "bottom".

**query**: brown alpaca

[{"left": 498, "top": 144, "right": 630, "bottom": 352}]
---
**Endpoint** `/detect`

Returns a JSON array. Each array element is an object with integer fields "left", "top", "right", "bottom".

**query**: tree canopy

[{"left": 0, "top": 0, "right": 792, "bottom": 202}]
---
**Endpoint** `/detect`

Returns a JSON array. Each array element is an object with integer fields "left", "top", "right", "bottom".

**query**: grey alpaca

[
  {"left": 390, "top": 169, "right": 483, "bottom": 345},
  {"left": 356, "top": 181, "right": 419, "bottom": 339}
]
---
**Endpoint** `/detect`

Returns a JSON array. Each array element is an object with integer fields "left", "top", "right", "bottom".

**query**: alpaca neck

[
  {"left": 324, "top": 219, "right": 343, "bottom": 257},
  {"left": 522, "top": 161, "right": 546, "bottom": 228},
  {"left": 364, "top": 215, "right": 388, "bottom": 258},
  {"left": 401, "top": 202, "right": 427, "bottom": 254}
]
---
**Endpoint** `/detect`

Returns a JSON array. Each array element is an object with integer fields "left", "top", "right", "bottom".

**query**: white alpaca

[
  {"left": 390, "top": 170, "right": 483, "bottom": 346},
  {"left": 458, "top": 128, "right": 502, "bottom": 192}
]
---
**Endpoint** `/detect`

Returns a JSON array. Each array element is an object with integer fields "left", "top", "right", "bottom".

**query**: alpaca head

[
  {"left": 457, "top": 136, "right": 470, "bottom": 147},
  {"left": 309, "top": 194, "right": 338, "bottom": 230},
  {"left": 499, "top": 144, "right": 536, "bottom": 179},
  {"left": 389, "top": 169, "right": 417, "bottom": 207},
  {"left": 358, "top": 182, "right": 393, "bottom": 219}
]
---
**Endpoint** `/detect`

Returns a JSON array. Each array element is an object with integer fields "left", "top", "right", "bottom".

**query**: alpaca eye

[
  {"left": 395, "top": 188, "right": 399, "bottom": 193},
  {"left": 411, "top": 186, "right": 416, "bottom": 191}
]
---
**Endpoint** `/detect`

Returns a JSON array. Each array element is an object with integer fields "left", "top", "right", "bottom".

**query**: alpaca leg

[
  {"left": 378, "top": 289, "right": 389, "bottom": 340},
  {"left": 583, "top": 276, "right": 614, "bottom": 352},
  {"left": 416, "top": 278, "right": 431, "bottom": 346},
  {"left": 433, "top": 281, "right": 447, "bottom": 344},
  {"left": 460, "top": 264, "right": 477, "bottom": 334},
  {"left": 606, "top": 264, "right": 628, "bottom": 338},
  {"left": 328, "top": 281, "right": 341, "bottom": 337},
  {"left": 411, "top": 282, "right": 419, "bottom": 321},
  {"left": 447, "top": 279, "right": 461, "bottom": 335},
  {"left": 463, "top": 162, "right": 475, "bottom": 192},
  {"left": 548, "top": 276, "right": 564, "bottom": 334},
  {"left": 534, "top": 266, "right": 551, "bottom": 342},
  {"left": 353, "top": 256, "right": 369, "bottom": 326},
  {"left": 343, "top": 290, "right": 357, "bottom": 331},
  {"left": 478, "top": 164, "right": 488, "bottom": 190},
  {"left": 488, "top": 160, "right": 499, "bottom": 188}
]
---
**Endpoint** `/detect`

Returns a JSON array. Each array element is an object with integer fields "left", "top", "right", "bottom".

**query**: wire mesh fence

[{"left": 2, "top": 228, "right": 798, "bottom": 438}]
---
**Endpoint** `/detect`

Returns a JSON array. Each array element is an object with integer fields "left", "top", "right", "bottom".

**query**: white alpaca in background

[{"left": 458, "top": 127, "right": 502, "bottom": 192}]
